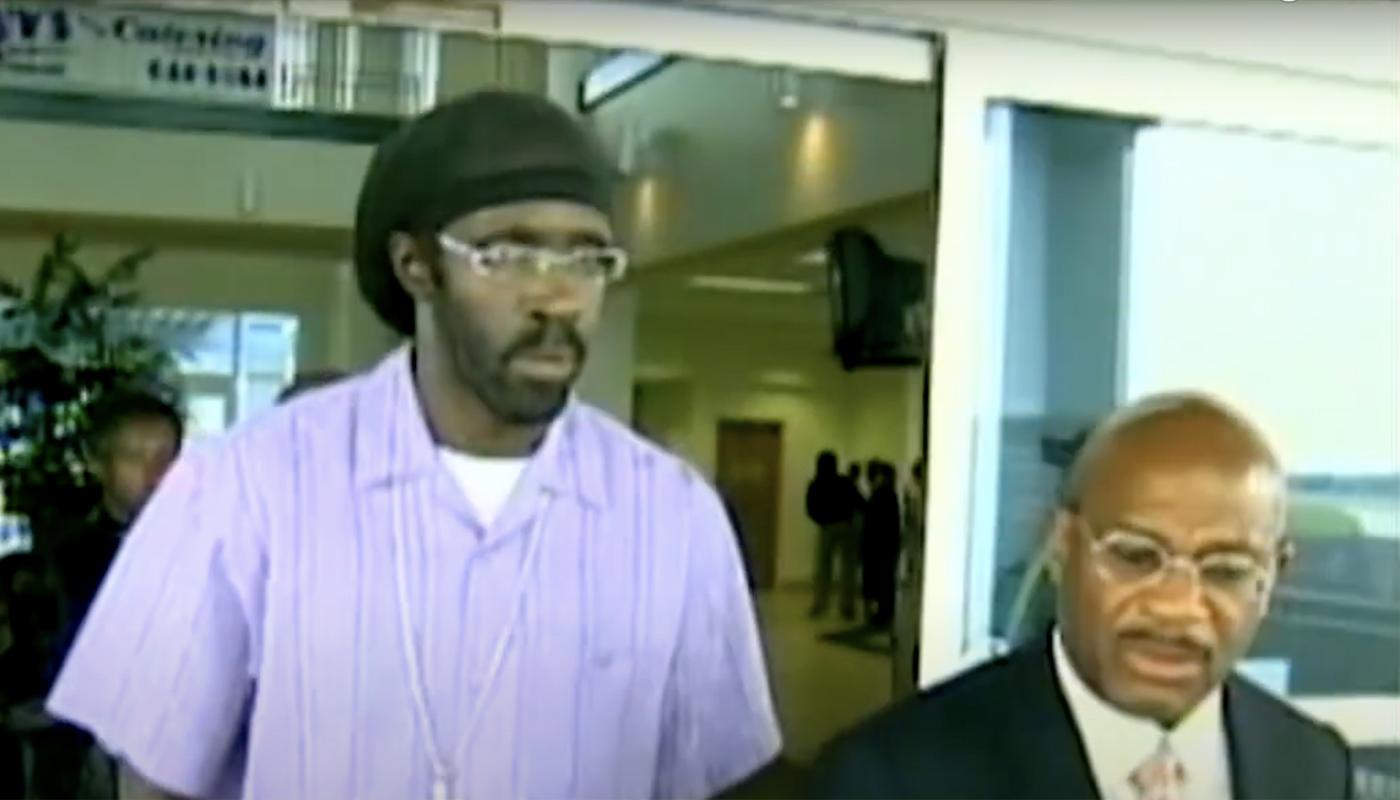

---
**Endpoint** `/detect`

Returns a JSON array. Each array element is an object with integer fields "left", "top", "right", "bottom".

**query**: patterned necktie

[{"left": 1130, "top": 739, "right": 1186, "bottom": 800}]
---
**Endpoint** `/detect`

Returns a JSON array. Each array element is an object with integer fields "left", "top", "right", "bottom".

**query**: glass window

[
  {"left": 155, "top": 309, "right": 301, "bottom": 434},
  {"left": 273, "top": 14, "right": 318, "bottom": 109},
  {"left": 174, "top": 313, "right": 238, "bottom": 377},
  {"left": 401, "top": 28, "right": 441, "bottom": 115},
  {"left": 239, "top": 374, "right": 288, "bottom": 423},
  {"left": 185, "top": 393, "right": 230, "bottom": 440},
  {"left": 962, "top": 105, "right": 1398, "bottom": 733},
  {"left": 238, "top": 313, "right": 299, "bottom": 378}
]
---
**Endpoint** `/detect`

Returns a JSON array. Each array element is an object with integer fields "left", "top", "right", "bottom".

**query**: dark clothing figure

[
  {"left": 0, "top": 652, "right": 31, "bottom": 798},
  {"left": 52, "top": 511, "right": 125, "bottom": 647},
  {"left": 0, "top": 551, "right": 89, "bottom": 800},
  {"left": 807, "top": 633, "right": 1352, "bottom": 800},
  {"left": 0, "top": 579, "right": 38, "bottom": 799},
  {"left": 23, "top": 512, "right": 128, "bottom": 800},
  {"left": 806, "top": 456, "right": 863, "bottom": 619},
  {"left": 860, "top": 479, "right": 901, "bottom": 629}
]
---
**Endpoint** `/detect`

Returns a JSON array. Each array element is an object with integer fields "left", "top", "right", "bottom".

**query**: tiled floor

[{"left": 753, "top": 588, "right": 896, "bottom": 763}]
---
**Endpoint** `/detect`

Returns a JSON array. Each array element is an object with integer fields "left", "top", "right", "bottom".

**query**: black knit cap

[{"left": 353, "top": 90, "right": 615, "bottom": 335}]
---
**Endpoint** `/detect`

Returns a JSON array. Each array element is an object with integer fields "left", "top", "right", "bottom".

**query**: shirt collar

[
  {"left": 1051, "top": 627, "right": 1224, "bottom": 779},
  {"left": 351, "top": 346, "right": 608, "bottom": 509}
]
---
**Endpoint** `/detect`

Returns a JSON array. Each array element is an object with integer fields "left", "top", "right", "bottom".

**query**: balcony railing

[{"left": 0, "top": 2, "right": 538, "bottom": 121}]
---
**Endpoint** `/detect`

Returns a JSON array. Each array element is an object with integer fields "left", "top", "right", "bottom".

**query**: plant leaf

[{"left": 101, "top": 246, "right": 154, "bottom": 288}]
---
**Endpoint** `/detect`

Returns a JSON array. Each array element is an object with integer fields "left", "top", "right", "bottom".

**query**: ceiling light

[
  {"left": 756, "top": 370, "right": 810, "bottom": 388},
  {"left": 773, "top": 68, "right": 801, "bottom": 110},
  {"left": 688, "top": 276, "right": 813, "bottom": 294},
  {"left": 796, "top": 249, "right": 826, "bottom": 266}
]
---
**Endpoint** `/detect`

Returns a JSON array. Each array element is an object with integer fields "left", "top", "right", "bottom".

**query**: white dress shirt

[{"left": 1052, "top": 629, "right": 1234, "bottom": 799}]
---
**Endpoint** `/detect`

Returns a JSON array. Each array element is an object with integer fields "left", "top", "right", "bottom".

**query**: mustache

[
  {"left": 503, "top": 320, "right": 586, "bottom": 364},
  {"left": 1118, "top": 628, "right": 1213, "bottom": 659}
]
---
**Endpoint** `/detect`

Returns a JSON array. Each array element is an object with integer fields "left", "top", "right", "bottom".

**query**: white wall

[{"left": 725, "top": 0, "right": 1398, "bottom": 87}]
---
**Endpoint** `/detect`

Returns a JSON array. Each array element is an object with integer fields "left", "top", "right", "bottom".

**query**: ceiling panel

[{"left": 635, "top": 201, "right": 929, "bottom": 332}]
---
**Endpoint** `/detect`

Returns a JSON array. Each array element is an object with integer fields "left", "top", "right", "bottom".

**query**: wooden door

[{"left": 714, "top": 419, "right": 783, "bottom": 590}]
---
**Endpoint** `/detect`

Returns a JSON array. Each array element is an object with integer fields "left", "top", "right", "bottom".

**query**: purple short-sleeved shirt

[{"left": 47, "top": 349, "right": 781, "bottom": 799}]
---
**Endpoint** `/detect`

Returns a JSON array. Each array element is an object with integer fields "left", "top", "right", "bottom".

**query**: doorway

[{"left": 715, "top": 419, "right": 784, "bottom": 590}]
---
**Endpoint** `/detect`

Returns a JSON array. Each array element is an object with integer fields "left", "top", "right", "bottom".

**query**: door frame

[{"left": 494, "top": 0, "right": 1398, "bottom": 749}]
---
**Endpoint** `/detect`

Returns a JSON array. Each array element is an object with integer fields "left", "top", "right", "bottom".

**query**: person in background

[
  {"left": 859, "top": 462, "right": 901, "bottom": 630},
  {"left": 0, "top": 553, "right": 62, "bottom": 695},
  {"left": 47, "top": 90, "right": 778, "bottom": 800},
  {"left": 893, "top": 459, "right": 927, "bottom": 692},
  {"left": 55, "top": 388, "right": 183, "bottom": 633},
  {"left": 276, "top": 369, "right": 349, "bottom": 403},
  {"left": 0, "top": 582, "right": 26, "bottom": 798},
  {"left": 809, "top": 392, "right": 1352, "bottom": 800},
  {"left": 806, "top": 451, "right": 862, "bottom": 620},
  {"left": 847, "top": 463, "right": 868, "bottom": 590},
  {"left": 900, "top": 459, "right": 924, "bottom": 534},
  {"left": 0, "top": 552, "right": 68, "bottom": 798},
  {"left": 848, "top": 463, "right": 867, "bottom": 502},
  {"left": 29, "top": 390, "right": 183, "bottom": 800},
  {"left": 897, "top": 459, "right": 926, "bottom": 593}
]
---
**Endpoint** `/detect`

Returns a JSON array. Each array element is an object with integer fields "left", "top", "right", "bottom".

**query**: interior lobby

[{"left": 0, "top": 0, "right": 1395, "bottom": 797}]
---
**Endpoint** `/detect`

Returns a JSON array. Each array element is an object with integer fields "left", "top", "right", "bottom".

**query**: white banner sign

[{"left": 0, "top": 2, "right": 277, "bottom": 104}]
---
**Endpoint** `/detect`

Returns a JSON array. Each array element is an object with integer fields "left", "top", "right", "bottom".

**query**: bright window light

[{"left": 577, "top": 50, "right": 671, "bottom": 113}]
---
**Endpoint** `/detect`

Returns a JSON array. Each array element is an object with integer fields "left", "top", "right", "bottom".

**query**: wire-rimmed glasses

[
  {"left": 438, "top": 234, "right": 629, "bottom": 284},
  {"left": 1088, "top": 527, "right": 1275, "bottom": 601}
]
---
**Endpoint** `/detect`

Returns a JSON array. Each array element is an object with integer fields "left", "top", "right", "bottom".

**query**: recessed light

[{"left": 687, "top": 276, "right": 813, "bottom": 294}]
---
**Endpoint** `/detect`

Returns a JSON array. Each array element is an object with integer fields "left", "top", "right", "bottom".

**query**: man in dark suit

[{"left": 809, "top": 392, "right": 1354, "bottom": 800}]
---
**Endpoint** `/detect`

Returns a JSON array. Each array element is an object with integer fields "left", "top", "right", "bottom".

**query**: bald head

[{"left": 1060, "top": 392, "right": 1285, "bottom": 530}]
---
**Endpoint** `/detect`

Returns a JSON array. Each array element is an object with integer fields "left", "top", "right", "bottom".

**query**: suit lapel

[
  {"left": 1002, "top": 637, "right": 1103, "bottom": 800},
  {"left": 1225, "top": 677, "right": 1317, "bottom": 800}
]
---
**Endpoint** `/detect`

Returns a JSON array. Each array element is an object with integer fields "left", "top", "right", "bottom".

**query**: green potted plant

[{"left": 0, "top": 233, "right": 199, "bottom": 554}]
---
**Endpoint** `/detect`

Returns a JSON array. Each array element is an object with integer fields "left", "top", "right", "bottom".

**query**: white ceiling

[
  {"left": 566, "top": 50, "right": 936, "bottom": 264},
  {"left": 547, "top": 48, "right": 937, "bottom": 331},
  {"left": 634, "top": 200, "right": 930, "bottom": 334}
]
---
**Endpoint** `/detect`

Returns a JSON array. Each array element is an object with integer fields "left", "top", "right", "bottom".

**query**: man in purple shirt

[{"left": 46, "top": 90, "right": 781, "bottom": 800}]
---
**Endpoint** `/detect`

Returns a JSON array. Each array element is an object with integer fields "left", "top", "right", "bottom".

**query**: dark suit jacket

[{"left": 808, "top": 636, "right": 1354, "bottom": 800}]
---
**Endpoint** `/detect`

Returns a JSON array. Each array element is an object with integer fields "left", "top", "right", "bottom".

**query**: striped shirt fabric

[{"left": 46, "top": 347, "right": 782, "bottom": 799}]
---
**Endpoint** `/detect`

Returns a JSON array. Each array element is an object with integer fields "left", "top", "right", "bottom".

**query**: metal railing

[{"left": 0, "top": 2, "right": 535, "bottom": 120}]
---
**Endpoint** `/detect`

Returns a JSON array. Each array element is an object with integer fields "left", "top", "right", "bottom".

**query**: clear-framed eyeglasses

[
  {"left": 438, "top": 234, "right": 629, "bottom": 284},
  {"left": 1087, "top": 526, "right": 1275, "bottom": 601}
]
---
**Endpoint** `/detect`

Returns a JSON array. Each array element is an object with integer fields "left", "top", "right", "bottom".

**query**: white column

[{"left": 575, "top": 285, "right": 638, "bottom": 422}]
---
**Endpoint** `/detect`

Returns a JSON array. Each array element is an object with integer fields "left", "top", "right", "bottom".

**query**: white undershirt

[
  {"left": 438, "top": 448, "right": 529, "bottom": 529},
  {"left": 1051, "top": 628, "right": 1233, "bottom": 800}
]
